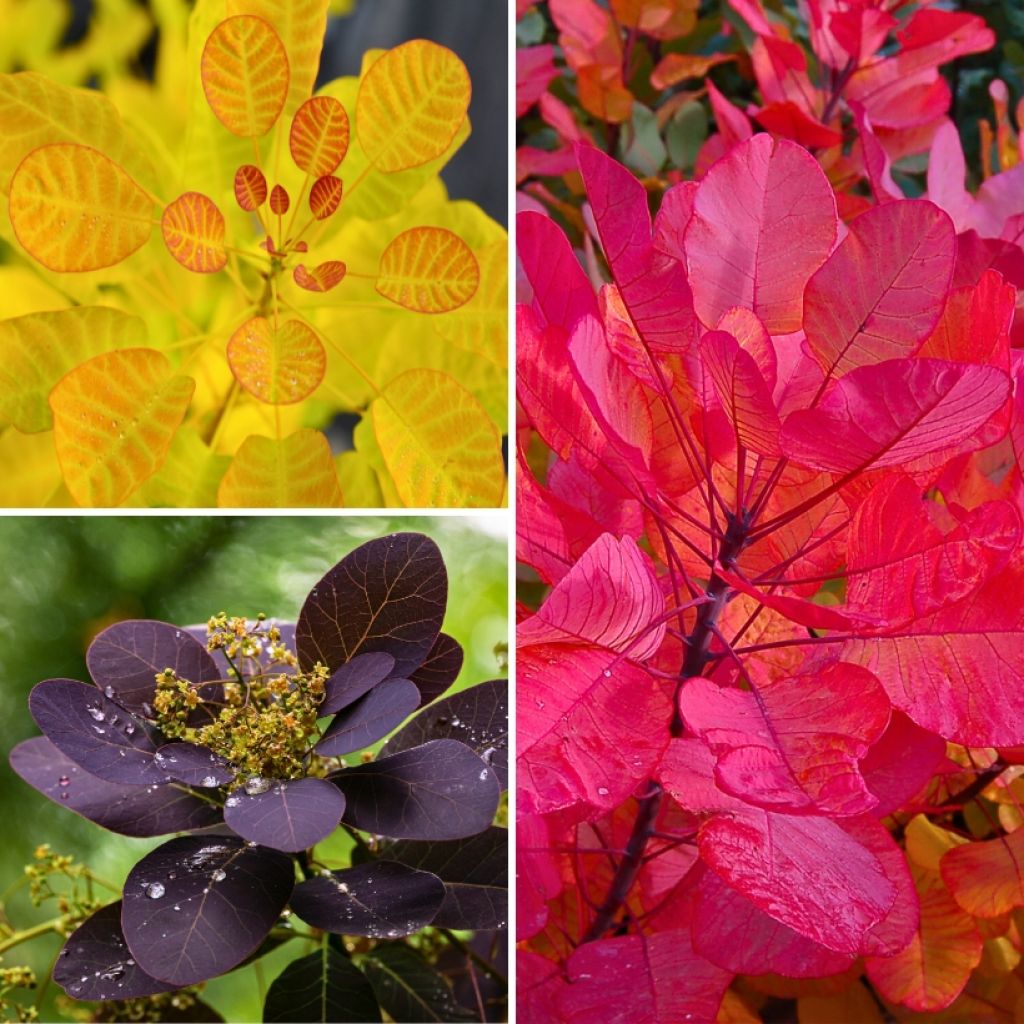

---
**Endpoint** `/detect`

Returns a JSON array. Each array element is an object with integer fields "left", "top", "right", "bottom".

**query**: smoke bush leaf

[
  {"left": 321, "top": 652, "right": 396, "bottom": 714},
  {"left": 263, "top": 945, "right": 381, "bottom": 1024},
  {"left": 161, "top": 191, "right": 229, "bottom": 273},
  {"left": 406, "top": 633, "right": 463, "bottom": 706},
  {"left": 289, "top": 95, "right": 349, "bottom": 175},
  {"left": 316, "top": 678, "right": 420, "bottom": 757},
  {"left": 361, "top": 944, "right": 473, "bottom": 1024},
  {"left": 226, "top": 317, "right": 326, "bottom": 405},
  {"left": 224, "top": 778, "right": 345, "bottom": 852}
]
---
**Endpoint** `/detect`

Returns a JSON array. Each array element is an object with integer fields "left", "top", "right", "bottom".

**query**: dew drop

[
  {"left": 478, "top": 769, "right": 489, "bottom": 781},
  {"left": 103, "top": 685, "right": 115, "bottom": 699},
  {"left": 173, "top": 905, "right": 181, "bottom": 912},
  {"left": 481, "top": 747, "right": 497, "bottom": 763},
  {"left": 60, "top": 791, "right": 69, "bottom": 800},
  {"left": 244, "top": 776, "right": 271, "bottom": 795},
  {"left": 58, "top": 775, "right": 70, "bottom": 787},
  {"left": 92, "top": 726, "right": 106, "bottom": 735},
  {"left": 211, "top": 869, "right": 226, "bottom": 882},
  {"left": 597, "top": 787, "right": 609, "bottom": 796},
  {"left": 201, "top": 775, "right": 218, "bottom": 787},
  {"left": 225, "top": 795, "right": 241, "bottom": 808},
  {"left": 145, "top": 883, "right": 165, "bottom": 899},
  {"left": 602, "top": 670, "right": 612, "bottom": 678},
  {"left": 87, "top": 706, "right": 106, "bottom": 722},
  {"left": 124, "top": 723, "right": 135, "bottom": 735}
]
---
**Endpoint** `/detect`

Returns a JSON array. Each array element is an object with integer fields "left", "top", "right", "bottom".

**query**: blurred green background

[{"left": 0, "top": 515, "right": 507, "bottom": 1023}]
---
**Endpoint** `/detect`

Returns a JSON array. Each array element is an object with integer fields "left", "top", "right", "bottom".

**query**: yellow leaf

[
  {"left": 50, "top": 348, "right": 195, "bottom": 507},
  {"left": 161, "top": 191, "right": 228, "bottom": 273},
  {"left": 0, "top": 426, "right": 64, "bottom": 507},
  {"left": 376, "top": 226, "right": 479, "bottom": 313},
  {"left": 140, "top": 427, "right": 230, "bottom": 507},
  {"left": 217, "top": 428, "right": 343, "bottom": 506},
  {"left": 906, "top": 814, "right": 969, "bottom": 873},
  {"left": 355, "top": 40, "right": 471, "bottom": 173},
  {"left": 433, "top": 239, "right": 508, "bottom": 367},
  {"left": 226, "top": 316, "right": 325, "bottom": 404},
  {"left": 289, "top": 95, "right": 349, "bottom": 176},
  {"left": 201, "top": 14, "right": 289, "bottom": 137},
  {"left": 372, "top": 368, "right": 504, "bottom": 507},
  {"left": 0, "top": 306, "right": 146, "bottom": 433},
  {"left": 9, "top": 143, "right": 154, "bottom": 272},
  {"left": 336, "top": 450, "right": 385, "bottom": 507}
]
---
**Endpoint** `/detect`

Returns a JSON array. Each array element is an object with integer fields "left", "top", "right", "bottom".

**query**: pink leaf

[
  {"left": 860, "top": 711, "right": 949, "bottom": 819},
  {"left": 517, "top": 46, "right": 559, "bottom": 118}
]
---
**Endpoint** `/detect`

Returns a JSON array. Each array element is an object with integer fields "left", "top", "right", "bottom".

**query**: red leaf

[{"left": 293, "top": 261, "right": 346, "bottom": 293}]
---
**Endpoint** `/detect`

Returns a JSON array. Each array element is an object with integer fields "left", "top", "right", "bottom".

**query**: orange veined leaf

[
  {"left": 161, "top": 191, "right": 228, "bottom": 273},
  {"left": 217, "top": 429, "right": 343, "bottom": 507},
  {"left": 290, "top": 95, "right": 350, "bottom": 176},
  {"left": 376, "top": 227, "right": 479, "bottom": 313},
  {"left": 234, "top": 163, "right": 268, "bottom": 210},
  {"left": 201, "top": 15, "right": 289, "bottom": 138},
  {"left": 355, "top": 40, "right": 471, "bottom": 173},
  {"left": 372, "top": 368, "right": 504, "bottom": 507},
  {"left": 294, "top": 261, "right": 346, "bottom": 292},
  {"left": 269, "top": 183, "right": 290, "bottom": 214},
  {"left": 309, "top": 174, "right": 343, "bottom": 220},
  {"left": 9, "top": 143, "right": 153, "bottom": 272},
  {"left": 49, "top": 348, "right": 195, "bottom": 507},
  {"left": 226, "top": 316, "right": 326, "bottom": 404}
]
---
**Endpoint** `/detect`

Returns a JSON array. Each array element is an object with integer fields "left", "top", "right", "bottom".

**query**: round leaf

[
  {"left": 289, "top": 861, "right": 445, "bottom": 937},
  {"left": 224, "top": 778, "right": 345, "bottom": 852},
  {"left": 49, "top": 348, "right": 195, "bottom": 507},
  {"left": 9, "top": 142, "right": 153, "bottom": 271},
  {"left": 309, "top": 174, "right": 343, "bottom": 220},
  {"left": 290, "top": 95, "right": 350, "bottom": 175},
  {"left": 161, "top": 191, "right": 228, "bottom": 273},
  {"left": 155, "top": 742, "right": 235, "bottom": 787},
  {"left": 355, "top": 40, "right": 470, "bottom": 173},
  {"left": 316, "top": 678, "right": 420, "bottom": 757},
  {"left": 293, "top": 260, "right": 346, "bottom": 292},
  {"left": 122, "top": 836, "right": 294, "bottom": 987},
  {"left": 227, "top": 316, "right": 325, "bottom": 405},
  {"left": 264, "top": 945, "right": 382, "bottom": 1023},
  {"left": 376, "top": 227, "right": 479, "bottom": 313},
  {"left": 201, "top": 15, "right": 289, "bottom": 138},
  {"left": 234, "top": 163, "right": 268, "bottom": 210},
  {"left": 322, "top": 652, "right": 397, "bottom": 715}
]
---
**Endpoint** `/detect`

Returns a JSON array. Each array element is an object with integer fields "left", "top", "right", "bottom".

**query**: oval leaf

[
  {"left": 376, "top": 227, "right": 479, "bottom": 313},
  {"left": 264, "top": 945, "right": 382, "bottom": 1024},
  {"left": 9, "top": 143, "right": 153, "bottom": 272},
  {"left": 294, "top": 260, "right": 346, "bottom": 292},
  {"left": 407, "top": 633, "right": 464, "bottom": 706},
  {"left": 155, "top": 742, "right": 235, "bottom": 787},
  {"left": 290, "top": 95, "right": 350, "bottom": 176},
  {"left": 269, "top": 182, "right": 290, "bottom": 214},
  {"left": 226, "top": 316, "right": 325, "bottom": 405},
  {"left": 330, "top": 739, "right": 499, "bottom": 840},
  {"left": 50, "top": 348, "right": 195, "bottom": 507},
  {"left": 161, "top": 191, "right": 228, "bottom": 273},
  {"left": 322, "top": 652, "right": 397, "bottom": 715},
  {"left": 201, "top": 15, "right": 289, "bottom": 138},
  {"left": 217, "top": 429, "right": 343, "bottom": 507},
  {"left": 234, "top": 163, "right": 268, "bottom": 210},
  {"left": 361, "top": 945, "right": 470, "bottom": 1023},
  {"left": 122, "top": 836, "right": 294, "bottom": 987},
  {"left": 316, "top": 678, "right": 420, "bottom": 757},
  {"left": 309, "top": 174, "right": 343, "bottom": 220},
  {"left": 289, "top": 861, "right": 445, "bottom": 937},
  {"left": 224, "top": 777, "right": 344, "bottom": 852},
  {"left": 372, "top": 368, "right": 504, "bottom": 508},
  {"left": 355, "top": 40, "right": 470, "bottom": 173}
]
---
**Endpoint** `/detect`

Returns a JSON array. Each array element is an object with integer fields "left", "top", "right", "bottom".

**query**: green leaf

[
  {"left": 665, "top": 100, "right": 708, "bottom": 172},
  {"left": 621, "top": 102, "right": 667, "bottom": 177}
]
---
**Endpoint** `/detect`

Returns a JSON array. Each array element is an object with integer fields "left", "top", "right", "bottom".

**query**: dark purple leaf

[
  {"left": 122, "top": 836, "right": 294, "bottom": 987},
  {"left": 322, "top": 652, "right": 397, "bottom": 714},
  {"left": 9, "top": 737, "right": 220, "bottom": 837},
  {"left": 289, "top": 861, "right": 445, "bottom": 938},
  {"left": 440, "top": 931, "right": 507, "bottom": 1022},
  {"left": 331, "top": 739, "right": 499, "bottom": 840},
  {"left": 53, "top": 902, "right": 169, "bottom": 1001},
  {"left": 264, "top": 944, "right": 382, "bottom": 1023},
  {"left": 381, "top": 680, "right": 508, "bottom": 790},
  {"left": 384, "top": 828, "right": 508, "bottom": 930},
  {"left": 151, "top": 999, "right": 225, "bottom": 1022},
  {"left": 316, "top": 680, "right": 420, "bottom": 757},
  {"left": 223, "top": 778, "right": 345, "bottom": 852},
  {"left": 408, "top": 633, "right": 464, "bottom": 706},
  {"left": 296, "top": 534, "right": 446, "bottom": 678},
  {"left": 155, "top": 742, "right": 235, "bottom": 787},
  {"left": 87, "top": 620, "right": 222, "bottom": 716},
  {"left": 29, "top": 679, "right": 166, "bottom": 784},
  {"left": 361, "top": 944, "right": 474, "bottom": 1023}
]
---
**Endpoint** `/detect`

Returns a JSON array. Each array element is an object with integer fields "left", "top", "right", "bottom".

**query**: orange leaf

[
  {"left": 355, "top": 40, "right": 470, "bottom": 172},
  {"left": 226, "top": 316, "right": 325, "bottom": 404},
  {"left": 217, "top": 429, "right": 343, "bottom": 507},
  {"left": 941, "top": 827, "right": 1024, "bottom": 919},
  {"left": 293, "top": 261, "right": 346, "bottom": 292},
  {"left": 9, "top": 143, "right": 153, "bottom": 272},
  {"left": 309, "top": 174, "right": 343, "bottom": 220},
  {"left": 201, "top": 15, "right": 289, "bottom": 138},
  {"left": 269, "top": 183, "right": 290, "bottom": 214},
  {"left": 376, "top": 227, "right": 479, "bottom": 313},
  {"left": 234, "top": 164, "right": 268, "bottom": 210},
  {"left": 160, "top": 191, "right": 228, "bottom": 273},
  {"left": 651, "top": 52, "right": 736, "bottom": 90},
  {"left": 610, "top": 0, "right": 699, "bottom": 39},
  {"left": 289, "top": 95, "right": 350, "bottom": 176},
  {"left": 49, "top": 348, "right": 194, "bottom": 507}
]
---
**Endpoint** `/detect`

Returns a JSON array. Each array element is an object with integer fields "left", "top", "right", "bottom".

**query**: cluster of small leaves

[
  {"left": 0, "top": 0, "right": 507, "bottom": 508},
  {"left": 517, "top": 3, "right": 1024, "bottom": 1020},
  {"left": 10, "top": 533, "right": 508, "bottom": 1022}
]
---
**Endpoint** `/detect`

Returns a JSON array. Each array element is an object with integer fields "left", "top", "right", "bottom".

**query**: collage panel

[
  {"left": 0, "top": 0, "right": 507, "bottom": 510},
  {"left": 0, "top": 514, "right": 508, "bottom": 1022},
  {"left": 516, "top": 0, "right": 1024, "bottom": 1021}
]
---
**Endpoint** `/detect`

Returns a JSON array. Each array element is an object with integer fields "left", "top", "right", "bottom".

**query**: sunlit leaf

[
  {"left": 294, "top": 260, "right": 346, "bottom": 292},
  {"left": 376, "top": 227, "right": 479, "bottom": 314},
  {"left": 309, "top": 174, "right": 343, "bottom": 220},
  {"left": 200, "top": 15, "right": 289, "bottom": 138},
  {"left": 371, "top": 368, "right": 503, "bottom": 507},
  {"left": 0, "top": 306, "right": 145, "bottom": 433},
  {"left": 290, "top": 95, "right": 350, "bottom": 175},
  {"left": 161, "top": 191, "right": 228, "bottom": 273},
  {"left": 269, "top": 182, "right": 290, "bottom": 213},
  {"left": 355, "top": 40, "right": 471, "bottom": 173},
  {"left": 233, "top": 163, "right": 267, "bottom": 210},
  {"left": 226, "top": 316, "right": 325, "bottom": 404},
  {"left": 9, "top": 142, "right": 153, "bottom": 272},
  {"left": 50, "top": 348, "right": 194, "bottom": 507},
  {"left": 217, "top": 428, "right": 343, "bottom": 507}
]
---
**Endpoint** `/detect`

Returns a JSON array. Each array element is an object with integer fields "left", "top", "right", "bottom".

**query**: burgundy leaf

[
  {"left": 316, "top": 679, "right": 420, "bottom": 757},
  {"left": 407, "top": 632, "right": 464, "bottom": 705},
  {"left": 224, "top": 778, "right": 345, "bottom": 852},
  {"left": 321, "top": 652, "right": 397, "bottom": 714},
  {"left": 154, "top": 742, "right": 235, "bottom": 787}
]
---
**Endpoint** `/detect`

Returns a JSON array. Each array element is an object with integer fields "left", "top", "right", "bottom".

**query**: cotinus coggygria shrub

[{"left": 9, "top": 533, "right": 508, "bottom": 1022}]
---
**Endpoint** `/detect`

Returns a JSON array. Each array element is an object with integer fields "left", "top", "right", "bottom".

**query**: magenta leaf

[
  {"left": 860, "top": 711, "right": 948, "bottom": 818},
  {"left": 321, "top": 652, "right": 396, "bottom": 714},
  {"left": 316, "top": 679, "right": 420, "bottom": 757},
  {"left": 224, "top": 778, "right": 345, "bottom": 852}
]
